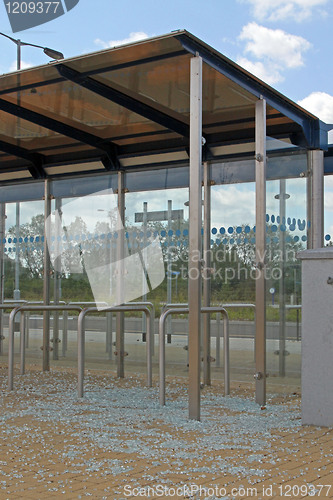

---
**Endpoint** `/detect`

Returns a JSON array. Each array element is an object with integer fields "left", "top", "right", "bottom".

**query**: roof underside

[{"left": 0, "top": 30, "right": 325, "bottom": 183}]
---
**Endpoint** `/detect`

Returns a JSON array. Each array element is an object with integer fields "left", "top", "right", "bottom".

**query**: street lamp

[
  {"left": 0, "top": 32, "right": 64, "bottom": 71},
  {"left": 0, "top": 32, "right": 64, "bottom": 301}
]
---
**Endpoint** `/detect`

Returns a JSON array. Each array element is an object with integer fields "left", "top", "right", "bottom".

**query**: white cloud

[
  {"left": 94, "top": 32, "right": 150, "bottom": 49},
  {"left": 240, "top": 0, "right": 328, "bottom": 22},
  {"left": 236, "top": 57, "right": 283, "bottom": 84},
  {"left": 239, "top": 23, "right": 311, "bottom": 69},
  {"left": 298, "top": 92, "right": 333, "bottom": 142},
  {"left": 237, "top": 23, "right": 311, "bottom": 85},
  {"left": 211, "top": 186, "right": 255, "bottom": 229},
  {"left": 9, "top": 60, "right": 33, "bottom": 72}
]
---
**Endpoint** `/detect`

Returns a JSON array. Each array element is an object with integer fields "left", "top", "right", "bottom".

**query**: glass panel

[
  {"left": 210, "top": 180, "right": 256, "bottom": 383},
  {"left": 0, "top": 153, "right": 311, "bottom": 386},
  {"left": 266, "top": 170, "right": 307, "bottom": 394},
  {"left": 96, "top": 56, "right": 257, "bottom": 119},
  {"left": 2, "top": 198, "right": 45, "bottom": 366},
  {"left": 0, "top": 113, "right": 72, "bottom": 149},
  {"left": 2, "top": 83, "right": 167, "bottom": 142},
  {"left": 124, "top": 187, "right": 189, "bottom": 377}
]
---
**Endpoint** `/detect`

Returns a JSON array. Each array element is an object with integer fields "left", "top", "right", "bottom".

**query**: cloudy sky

[
  {"left": 0, "top": 0, "right": 332, "bottom": 121},
  {"left": 1, "top": 0, "right": 333, "bottom": 237}
]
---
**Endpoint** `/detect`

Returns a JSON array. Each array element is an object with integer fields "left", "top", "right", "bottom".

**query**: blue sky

[{"left": 0, "top": 0, "right": 332, "bottom": 120}]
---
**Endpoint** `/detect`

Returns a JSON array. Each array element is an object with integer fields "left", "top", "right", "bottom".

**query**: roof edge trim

[{"left": 176, "top": 32, "right": 326, "bottom": 150}]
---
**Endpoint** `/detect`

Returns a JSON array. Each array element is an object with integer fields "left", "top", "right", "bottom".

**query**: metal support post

[
  {"left": 188, "top": 55, "right": 203, "bottom": 420},
  {"left": 43, "top": 179, "right": 51, "bottom": 371},
  {"left": 62, "top": 310, "right": 68, "bottom": 357},
  {"left": 142, "top": 201, "right": 148, "bottom": 342},
  {"left": 255, "top": 98, "right": 267, "bottom": 406},
  {"left": 53, "top": 198, "right": 62, "bottom": 360},
  {"left": 167, "top": 199, "right": 172, "bottom": 343},
  {"left": 14, "top": 202, "right": 20, "bottom": 302},
  {"left": 116, "top": 171, "right": 125, "bottom": 378},
  {"left": 0, "top": 203, "right": 5, "bottom": 354},
  {"left": 215, "top": 312, "right": 220, "bottom": 367},
  {"left": 25, "top": 312, "right": 30, "bottom": 348},
  {"left": 276, "top": 180, "right": 288, "bottom": 376},
  {"left": 106, "top": 312, "right": 113, "bottom": 360},
  {"left": 308, "top": 150, "right": 324, "bottom": 249},
  {"left": 20, "top": 313, "right": 25, "bottom": 375},
  {"left": 203, "top": 162, "right": 211, "bottom": 385}
]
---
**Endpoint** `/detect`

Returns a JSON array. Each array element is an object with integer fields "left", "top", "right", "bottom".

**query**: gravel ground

[{"left": 0, "top": 364, "right": 332, "bottom": 499}]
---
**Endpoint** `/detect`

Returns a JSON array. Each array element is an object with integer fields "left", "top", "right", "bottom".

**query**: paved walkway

[{"left": 0, "top": 365, "right": 332, "bottom": 499}]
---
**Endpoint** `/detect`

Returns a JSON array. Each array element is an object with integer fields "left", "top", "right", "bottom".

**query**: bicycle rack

[
  {"left": 67, "top": 302, "right": 109, "bottom": 357},
  {"left": 0, "top": 301, "right": 28, "bottom": 355},
  {"left": 77, "top": 305, "right": 153, "bottom": 398},
  {"left": 24, "top": 301, "right": 67, "bottom": 353},
  {"left": 159, "top": 306, "right": 229, "bottom": 405},
  {"left": 124, "top": 301, "right": 155, "bottom": 355},
  {"left": 68, "top": 301, "right": 155, "bottom": 359},
  {"left": 217, "top": 303, "right": 255, "bottom": 365},
  {"left": 8, "top": 304, "right": 83, "bottom": 391}
]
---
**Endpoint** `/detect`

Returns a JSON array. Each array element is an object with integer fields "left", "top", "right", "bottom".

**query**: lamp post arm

[{"left": 0, "top": 32, "right": 64, "bottom": 66}]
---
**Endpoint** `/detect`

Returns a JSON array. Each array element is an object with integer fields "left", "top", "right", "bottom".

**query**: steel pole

[
  {"left": 308, "top": 150, "right": 324, "bottom": 249},
  {"left": 0, "top": 203, "right": 5, "bottom": 354},
  {"left": 53, "top": 197, "right": 62, "bottom": 360},
  {"left": 166, "top": 200, "right": 172, "bottom": 342},
  {"left": 14, "top": 202, "right": 20, "bottom": 302},
  {"left": 277, "top": 180, "right": 287, "bottom": 377},
  {"left": 43, "top": 179, "right": 51, "bottom": 371},
  {"left": 142, "top": 201, "right": 148, "bottom": 342},
  {"left": 188, "top": 55, "right": 203, "bottom": 421},
  {"left": 203, "top": 161, "right": 211, "bottom": 385},
  {"left": 116, "top": 171, "right": 125, "bottom": 378},
  {"left": 255, "top": 98, "right": 267, "bottom": 406}
]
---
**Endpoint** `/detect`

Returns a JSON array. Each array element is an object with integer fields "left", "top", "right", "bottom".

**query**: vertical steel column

[
  {"left": 306, "top": 164, "right": 312, "bottom": 249},
  {"left": 203, "top": 162, "right": 211, "bottom": 386},
  {"left": 106, "top": 312, "right": 113, "bottom": 360},
  {"left": 308, "top": 150, "right": 324, "bottom": 249},
  {"left": 0, "top": 203, "right": 5, "bottom": 354},
  {"left": 188, "top": 55, "right": 203, "bottom": 421},
  {"left": 43, "top": 179, "right": 51, "bottom": 371},
  {"left": 255, "top": 98, "right": 267, "bottom": 406},
  {"left": 167, "top": 199, "right": 172, "bottom": 343},
  {"left": 215, "top": 312, "right": 220, "bottom": 367},
  {"left": 142, "top": 201, "right": 148, "bottom": 342},
  {"left": 14, "top": 203, "right": 20, "bottom": 301},
  {"left": 277, "top": 180, "right": 288, "bottom": 377},
  {"left": 53, "top": 198, "right": 62, "bottom": 360},
  {"left": 116, "top": 171, "right": 125, "bottom": 378}
]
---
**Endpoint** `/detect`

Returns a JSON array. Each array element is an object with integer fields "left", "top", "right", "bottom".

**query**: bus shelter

[{"left": 0, "top": 31, "right": 329, "bottom": 420}]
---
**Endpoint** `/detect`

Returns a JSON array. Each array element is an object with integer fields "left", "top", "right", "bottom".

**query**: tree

[{"left": 8, "top": 213, "right": 44, "bottom": 278}]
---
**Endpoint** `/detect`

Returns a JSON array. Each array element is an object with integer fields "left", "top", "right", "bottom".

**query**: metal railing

[
  {"left": 159, "top": 306, "right": 229, "bottom": 405},
  {"left": 8, "top": 304, "right": 83, "bottom": 391},
  {"left": 77, "top": 305, "right": 153, "bottom": 398}
]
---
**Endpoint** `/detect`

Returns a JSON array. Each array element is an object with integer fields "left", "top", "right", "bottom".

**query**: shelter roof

[{"left": 0, "top": 30, "right": 328, "bottom": 182}]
